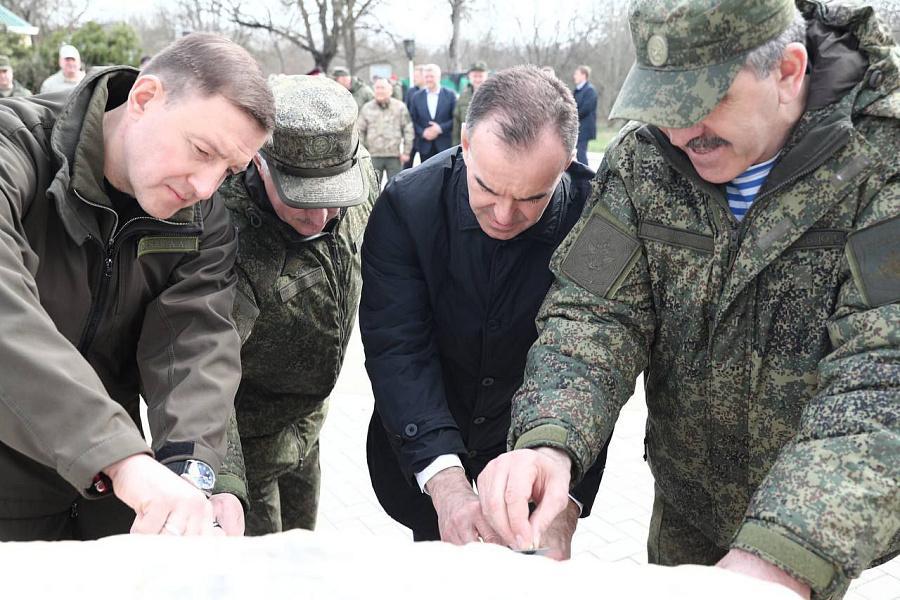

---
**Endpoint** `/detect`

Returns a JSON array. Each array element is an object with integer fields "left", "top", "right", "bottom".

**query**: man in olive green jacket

[
  {"left": 451, "top": 61, "right": 488, "bottom": 146},
  {"left": 210, "top": 75, "right": 378, "bottom": 535},
  {"left": 478, "top": 2, "right": 899, "bottom": 599},
  {"left": 0, "top": 33, "right": 273, "bottom": 540}
]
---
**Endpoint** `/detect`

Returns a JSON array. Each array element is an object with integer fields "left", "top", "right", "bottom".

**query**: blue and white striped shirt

[{"left": 726, "top": 154, "right": 779, "bottom": 221}]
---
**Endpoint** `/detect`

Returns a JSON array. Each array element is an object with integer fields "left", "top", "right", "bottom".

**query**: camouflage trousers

[
  {"left": 240, "top": 398, "right": 329, "bottom": 535},
  {"left": 371, "top": 156, "right": 402, "bottom": 187},
  {"left": 647, "top": 486, "right": 850, "bottom": 599}
]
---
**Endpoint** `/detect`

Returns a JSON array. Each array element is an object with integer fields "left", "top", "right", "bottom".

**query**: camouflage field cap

[
  {"left": 609, "top": 0, "right": 797, "bottom": 128},
  {"left": 261, "top": 75, "right": 369, "bottom": 209},
  {"left": 0, "top": 55, "right": 11, "bottom": 70}
]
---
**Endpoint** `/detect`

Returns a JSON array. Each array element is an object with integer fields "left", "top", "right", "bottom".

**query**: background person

[
  {"left": 40, "top": 44, "right": 85, "bottom": 94},
  {"left": 358, "top": 77, "right": 414, "bottom": 186},
  {"left": 407, "top": 63, "right": 456, "bottom": 164}
]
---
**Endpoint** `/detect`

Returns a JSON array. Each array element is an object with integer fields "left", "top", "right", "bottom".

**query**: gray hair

[
  {"left": 745, "top": 11, "right": 807, "bottom": 78},
  {"left": 466, "top": 65, "right": 578, "bottom": 154}
]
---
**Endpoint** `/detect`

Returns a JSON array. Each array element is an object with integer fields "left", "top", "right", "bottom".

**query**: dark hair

[
  {"left": 466, "top": 64, "right": 577, "bottom": 153},
  {"left": 141, "top": 33, "right": 275, "bottom": 132}
]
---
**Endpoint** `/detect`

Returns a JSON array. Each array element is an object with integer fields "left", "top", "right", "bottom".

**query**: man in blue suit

[
  {"left": 408, "top": 64, "right": 456, "bottom": 164},
  {"left": 572, "top": 65, "right": 598, "bottom": 165}
]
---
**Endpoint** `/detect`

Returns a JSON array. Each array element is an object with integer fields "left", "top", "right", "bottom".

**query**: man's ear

[
  {"left": 126, "top": 74, "right": 166, "bottom": 119},
  {"left": 460, "top": 122, "right": 470, "bottom": 152},
  {"left": 776, "top": 42, "right": 808, "bottom": 105}
]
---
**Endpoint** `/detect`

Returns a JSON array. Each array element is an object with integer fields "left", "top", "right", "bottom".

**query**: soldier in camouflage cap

[
  {"left": 333, "top": 66, "right": 376, "bottom": 110},
  {"left": 452, "top": 61, "right": 488, "bottom": 146},
  {"left": 0, "top": 55, "right": 30, "bottom": 98},
  {"left": 478, "top": 2, "right": 899, "bottom": 599},
  {"left": 210, "top": 75, "right": 379, "bottom": 535}
]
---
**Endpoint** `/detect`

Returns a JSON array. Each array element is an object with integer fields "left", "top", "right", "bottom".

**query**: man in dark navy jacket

[
  {"left": 361, "top": 66, "right": 608, "bottom": 559},
  {"left": 573, "top": 65, "right": 599, "bottom": 165},
  {"left": 407, "top": 63, "right": 457, "bottom": 163}
]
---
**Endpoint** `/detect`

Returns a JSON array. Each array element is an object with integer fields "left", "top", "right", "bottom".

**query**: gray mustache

[{"left": 686, "top": 136, "right": 729, "bottom": 151}]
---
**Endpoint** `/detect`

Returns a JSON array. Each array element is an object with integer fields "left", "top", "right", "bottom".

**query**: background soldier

[
  {"left": 478, "top": 1, "right": 899, "bottom": 599},
  {"left": 211, "top": 75, "right": 379, "bottom": 535},
  {"left": 39, "top": 44, "right": 85, "bottom": 94},
  {"left": 452, "top": 61, "right": 488, "bottom": 146},
  {"left": 358, "top": 77, "right": 414, "bottom": 187},
  {"left": 332, "top": 66, "right": 375, "bottom": 110},
  {"left": 0, "top": 55, "right": 31, "bottom": 97}
]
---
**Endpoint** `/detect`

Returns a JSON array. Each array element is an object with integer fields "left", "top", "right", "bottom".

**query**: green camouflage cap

[
  {"left": 330, "top": 66, "right": 350, "bottom": 77},
  {"left": 609, "top": 0, "right": 797, "bottom": 128},
  {"left": 468, "top": 61, "right": 488, "bottom": 73},
  {"left": 261, "top": 75, "right": 369, "bottom": 209},
  {"left": 0, "top": 55, "right": 11, "bottom": 70}
]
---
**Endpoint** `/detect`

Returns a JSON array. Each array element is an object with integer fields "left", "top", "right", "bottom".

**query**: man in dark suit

[
  {"left": 572, "top": 65, "right": 598, "bottom": 165},
  {"left": 407, "top": 63, "right": 456, "bottom": 164},
  {"left": 402, "top": 65, "right": 425, "bottom": 168}
]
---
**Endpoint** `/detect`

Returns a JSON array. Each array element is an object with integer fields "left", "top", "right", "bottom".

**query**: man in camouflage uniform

[
  {"left": 333, "top": 66, "right": 375, "bottom": 110},
  {"left": 477, "top": 1, "right": 899, "bottom": 599},
  {"left": 210, "top": 75, "right": 379, "bottom": 534},
  {"left": 358, "top": 77, "right": 414, "bottom": 186},
  {"left": 451, "top": 62, "right": 488, "bottom": 146},
  {"left": 0, "top": 55, "right": 30, "bottom": 98}
]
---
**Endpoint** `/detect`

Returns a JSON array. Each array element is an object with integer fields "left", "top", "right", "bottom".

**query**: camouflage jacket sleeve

[
  {"left": 357, "top": 111, "right": 369, "bottom": 151},
  {"left": 402, "top": 106, "right": 414, "bottom": 155},
  {"left": 211, "top": 410, "right": 250, "bottom": 512},
  {"left": 733, "top": 169, "right": 900, "bottom": 595},
  {"left": 510, "top": 131, "right": 656, "bottom": 482},
  {"left": 452, "top": 101, "right": 463, "bottom": 147}
]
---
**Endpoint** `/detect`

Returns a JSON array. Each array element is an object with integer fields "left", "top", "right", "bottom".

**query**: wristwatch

[{"left": 168, "top": 459, "right": 216, "bottom": 496}]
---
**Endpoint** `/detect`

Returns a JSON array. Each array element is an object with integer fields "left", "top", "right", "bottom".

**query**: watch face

[{"left": 184, "top": 460, "right": 216, "bottom": 491}]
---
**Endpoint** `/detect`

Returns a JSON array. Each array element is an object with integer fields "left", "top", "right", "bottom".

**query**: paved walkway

[{"left": 318, "top": 151, "right": 898, "bottom": 598}]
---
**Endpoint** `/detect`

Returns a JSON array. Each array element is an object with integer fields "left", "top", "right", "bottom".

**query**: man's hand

[
  {"left": 717, "top": 549, "right": 811, "bottom": 599},
  {"left": 400, "top": 153, "right": 410, "bottom": 164},
  {"left": 477, "top": 447, "right": 572, "bottom": 551},
  {"left": 540, "top": 498, "right": 580, "bottom": 560},
  {"left": 426, "top": 467, "right": 499, "bottom": 545},
  {"left": 210, "top": 493, "right": 245, "bottom": 536},
  {"left": 422, "top": 122, "right": 442, "bottom": 141},
  {"left": 104, "top": 454, "right": 217, "bottom": 536}
]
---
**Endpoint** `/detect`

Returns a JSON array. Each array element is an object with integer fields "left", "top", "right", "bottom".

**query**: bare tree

[
  {"left": 231, "top": 0, "right": 382, "bottom": 73},
  {"left": 447, "top": 0, "right": 471, "bottom": 73},
  {"left": 3, "top": 0, "right": 88, "bottom": 31}
]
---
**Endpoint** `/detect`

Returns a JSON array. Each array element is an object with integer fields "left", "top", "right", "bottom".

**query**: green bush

[{"left": 0, "top": 21, "right": 142, "bottom": 92}]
